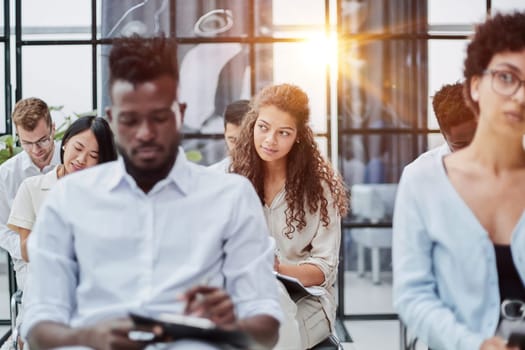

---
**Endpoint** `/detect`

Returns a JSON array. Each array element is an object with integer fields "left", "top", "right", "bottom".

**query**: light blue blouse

[{"left": 393, "top": 152, "right": 525, "bottom": 350}]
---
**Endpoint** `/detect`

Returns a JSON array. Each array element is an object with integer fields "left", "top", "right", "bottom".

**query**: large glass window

[
  {"left": 2, "top": 0, "right": 525, "bottom": 347},
  {"left": 338, "top": 1, "right": 524, "bottom": 349},
  {"left": 22, "top": 45, "right": 93, "bottom": 123},
  {"left": 0, "top": 0, "right": 334, "bottom": 332}
]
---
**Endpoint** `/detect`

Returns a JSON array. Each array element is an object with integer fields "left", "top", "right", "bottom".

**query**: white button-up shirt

[
  {"left": 21, "top": 150, "right": 282, "bottom": 338},
  {"left": 0, "top": 143, "right": 60, "bottom": 286}
]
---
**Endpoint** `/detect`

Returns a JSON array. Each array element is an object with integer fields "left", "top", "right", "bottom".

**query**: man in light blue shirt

[{"left": 22, "top": 35, "right": 281, "bottom": 350}]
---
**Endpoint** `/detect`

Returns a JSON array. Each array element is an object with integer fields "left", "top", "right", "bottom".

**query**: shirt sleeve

[
  {"left": 222, "top": 178, "right": 283, "bottom": 323},
  {"left": 7, "top": 179, "right": 36, "bottom": 231},
  {"left": 20, "top": 182, "right": 78, "bottom": 339},
  {"left": 297, "top": 189, "right": 341, "bottom": 288},
  {"left": 392, "top": 166, "right": 484, "bottom": 350},
  {"left": 0, "top": 171, "right": 22, "bottom": 260}
]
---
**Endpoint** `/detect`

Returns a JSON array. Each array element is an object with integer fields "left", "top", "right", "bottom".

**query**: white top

[
  {"left": 8, "top": 165, "right": 59, "bottom": 231},
  {"left": 0, "top": 143, "right": 60, "bottom": 287},
  {"left": 263, "top": 184, "right": 341, "bottom": 328},
  {"left": 6, "top": 165, "right": 59, "bottom": 290},
  {"left": 21, "top": 150, "right": 282, "bottom": 339},
  {"left": 393, "top": 152, "right": 525, "bottom": 350},
  {"left": 208, "top": 156, "right": 231, "bottom": 173},
  {"left": 421, "top": 143, "right": 451, "bottom": 159}
]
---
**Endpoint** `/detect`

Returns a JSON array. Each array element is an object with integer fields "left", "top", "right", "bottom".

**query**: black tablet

[{"left": 129, "top": 311, "right": 251, "bottom": 349}]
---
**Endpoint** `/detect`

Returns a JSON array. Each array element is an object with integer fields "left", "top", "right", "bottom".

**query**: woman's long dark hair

[
  {"left": 60, "top": 116, "right": 117, "bottom": 164},
  {"left": 231, "top": 84, "right": 348, "bottom": 238}
]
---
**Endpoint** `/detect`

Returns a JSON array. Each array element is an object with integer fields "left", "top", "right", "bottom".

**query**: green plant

[{"left": 0, "top": 134, "right": 22, "bottom": 164}]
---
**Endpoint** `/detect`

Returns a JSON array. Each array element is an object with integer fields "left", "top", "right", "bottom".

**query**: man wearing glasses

[{"left": 0, "top": 97, "right": 60, "bottom": 291}]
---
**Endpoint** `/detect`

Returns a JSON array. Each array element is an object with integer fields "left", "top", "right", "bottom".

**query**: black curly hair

[
  {"left": 109, "top": 35, "right": 178, "bottom": 90},
  {"left": 432, "top": 82, "right": 476, "bottom": 133},
  {"left": 463, "top": 11, "right": 525, "bottom": 115}
]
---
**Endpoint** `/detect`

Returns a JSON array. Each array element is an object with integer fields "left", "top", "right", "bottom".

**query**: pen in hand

[{"left": 179, "top": 282, "right": 237, "bottom": 329}]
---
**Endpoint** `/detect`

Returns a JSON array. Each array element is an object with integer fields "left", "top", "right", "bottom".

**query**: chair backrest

[{"left": 351, "top": 184, "right": 398, "bottom": 222}]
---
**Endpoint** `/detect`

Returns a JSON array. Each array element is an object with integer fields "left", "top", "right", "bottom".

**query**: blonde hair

[{"left": 12, "top": 97, "right": 52, "bottom": 131}]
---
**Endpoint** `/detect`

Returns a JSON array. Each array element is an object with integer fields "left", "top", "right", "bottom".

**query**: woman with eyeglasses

[
  {"left": 8, "top": 116, "right": 117, "bottom": 266},
  {"left": 393, "top": 12, "right": 525, "bottom": 350}
]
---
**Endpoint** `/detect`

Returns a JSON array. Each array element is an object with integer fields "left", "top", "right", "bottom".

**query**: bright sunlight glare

[{"left": 302, "top": 31, "right": 338, "bottom": 67}]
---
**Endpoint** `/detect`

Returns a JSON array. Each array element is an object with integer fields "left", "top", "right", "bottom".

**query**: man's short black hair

[
  {"left": 224, "top": 100, "right": 250, "bottom": 127},
  {"left": 432, "top": 82, "right": 475, "bottom": 134},
  {"left": 109, "top": 35, "right": 179, "bottom": 89}
]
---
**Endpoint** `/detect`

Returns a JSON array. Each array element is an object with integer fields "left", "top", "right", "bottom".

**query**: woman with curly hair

[
  {"left": 231, "top": 83, "right": 348, "bottom": 349},
  {"left": 393, "top": 12, "right": 525, "bottom": 350}
]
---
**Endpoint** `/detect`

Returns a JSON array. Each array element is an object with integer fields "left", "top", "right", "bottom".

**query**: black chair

[
  {"left": 10, "top": 289, "right": 23, "bottom": 350},
  {"left": 308, "top": 334, "right": 343, "bottom": 350}
]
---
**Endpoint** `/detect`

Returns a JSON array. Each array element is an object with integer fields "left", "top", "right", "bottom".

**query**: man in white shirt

[
  {"left": 209, "top": 99, "right": 250, "bottom": 172},
  {"left": 22, "top": 35, "right": 282, "bottom": 350},
  {"left": 0, "top": 97, "right": 60, "bottom": 289}
]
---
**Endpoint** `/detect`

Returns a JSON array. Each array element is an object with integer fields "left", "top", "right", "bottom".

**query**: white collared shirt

[
  {"left": 208, "top": 156, "right": 231, "bottom": 173},
  {"left": 0, "top": 143, "right": 60, "bottom": 284},
  {"left": 22, "top": 149, "right": 282, "bottom": 338}
]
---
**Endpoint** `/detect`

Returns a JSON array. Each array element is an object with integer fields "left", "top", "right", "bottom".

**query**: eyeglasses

[
  {"left": 501, "top": 299, "right": 525, "bottom": 321},
  {"left": 484, "top": 69, "right": 525, "bottom": 97},
  {"left": 17, "top": 130, "right": 53, "bottom": 151}
]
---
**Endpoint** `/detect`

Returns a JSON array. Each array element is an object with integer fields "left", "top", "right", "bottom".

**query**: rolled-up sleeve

[
  {"left": 392, "top": 167, "right": 484, "bottom": 350},
  {"left": 297, "top": 194, "right": 341, "bottom": 288},
  {"left": 222, "top": 179, "right": 283, "bottom": 323},
  {"left": 20, "top": 183, "right": 78, "bottom": 339},
  {"left": 0, "top": 172, "right": 22, "bottom": 260},
  {"left": 8, "top": 180, "right": 35, "bottom": 231}
]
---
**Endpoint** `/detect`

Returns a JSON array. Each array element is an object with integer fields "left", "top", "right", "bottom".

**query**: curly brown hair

[
  {"left": 432, "top": 82, "right": 475, "bottom": 134},
  {"left": 231, "top": 84, "right": 348, "bottom": 238},
  {"left": 463, "top": 11, "right": 525, "bottom": 115}
]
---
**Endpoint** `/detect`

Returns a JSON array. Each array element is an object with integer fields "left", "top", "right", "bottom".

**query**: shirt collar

[
  {"left": 40, "top": 165, "right": 59, "bottom": 190},
  {"left": 107, "top": 147, "right": 192, "bottom": 195}
]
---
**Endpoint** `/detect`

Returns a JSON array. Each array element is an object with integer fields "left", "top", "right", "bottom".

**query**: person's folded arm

[
  {"left": 7, "top": 225, "right": 31, "bottom": 262},
  {"left": 7, "top": 180, "right": 36, "bottom": 262},
  {"left": 221, "top": 178, "right": 283, "bottom": 348},
  {"left": 290, "top": 189, "right": 341, "bottom": 288},
  {"left": 236, "top": 314, "right": 280, "bottom": 349},
  {"left": 277, "top": 263, "right": 325, "bottom": 287},
  {"left": 27, "top": 318, "right": 148, "bottom": 350},
  {"left": 392, "top": 167, "right": 485, "bottom": 350},
  {"left": 20, "top": 183, "right": 78, "bottom": 345},
  {"left": 0, "top": 178, "right": 22, "bottom": 260}
]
